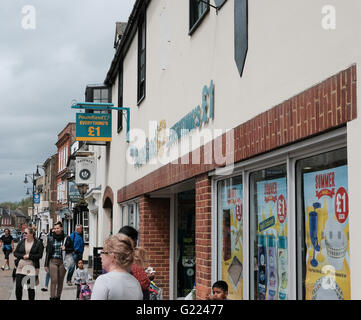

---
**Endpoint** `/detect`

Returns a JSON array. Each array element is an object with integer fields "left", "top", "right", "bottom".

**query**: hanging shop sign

[
  {"left": 76, "top": 113, "right": 112, "bottom": 142},
  {"left": 68, "top": 181, "right": 82, "bottom": 203},
  {"left": 303, "top": 165, "right": 350, "bottom": 300},
  {"left": 33, "top": 193, "right": 40, "bottom": 204},
  {"left": 257, "top": 178, "right": 288, "bottom": 300},
  {"left": 132, "top": 81, "right": 214, "bottom": 167},
  {"left": 75, "top": 157, "right": 95, "bottom": 185},
  {"left": 218, "top": 180, "right": 243, "bottom": 300}
]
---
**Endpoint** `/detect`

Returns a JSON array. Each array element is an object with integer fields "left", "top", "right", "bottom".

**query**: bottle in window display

[
  {"left": 257, "top": 234, "right": 267, "bottom": 300},
  {"left": 277, "top": 235, "right": 288, "bottom": 300},
  {"left": 266, "top": 234, "right": 278, "bottom": 300}
]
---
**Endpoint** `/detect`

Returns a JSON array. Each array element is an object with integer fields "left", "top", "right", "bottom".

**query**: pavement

[{"left": 0, "top": 243, "right": 93, "bottom": 301}]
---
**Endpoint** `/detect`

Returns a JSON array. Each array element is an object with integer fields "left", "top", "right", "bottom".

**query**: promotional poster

[
  {"left": 303, "top": 165, "right": 350, "bottom": 300},
  {"left": 256, "top": 177, "right": 288, "bottom": 300},
  {"left": 218, "top": 182, "right": 243, "bottom": 300}
]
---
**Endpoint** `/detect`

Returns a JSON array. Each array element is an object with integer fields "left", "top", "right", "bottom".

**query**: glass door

[{"left": 176, "top": 190, "right": 196, "bottom": 298}]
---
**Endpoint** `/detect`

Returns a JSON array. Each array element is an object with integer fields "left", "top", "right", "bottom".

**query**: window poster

[
  {"left": 256, "top": 177, "right": 288, "bottom": 300},
  {"left": 218, "top": 180, "right": 243, "bottom": 299},
  {"left": 303, "top": 165, "right": 350, "bottom": 300}
]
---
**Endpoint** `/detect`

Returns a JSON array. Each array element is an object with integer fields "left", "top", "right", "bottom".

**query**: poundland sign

[{"left": 76, "top": 113, "right": 112, "bottom": 142}]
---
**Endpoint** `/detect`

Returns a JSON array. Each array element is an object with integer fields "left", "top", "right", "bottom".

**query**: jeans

[
  {"left": 45, "top": 271, "right": 50, "bottom": 287},
  {"left": 66, "top": 252, "right": 83, "bottom": 282},
  {"left": 49, "top": 258, "right": 66, "bottom": 298}
]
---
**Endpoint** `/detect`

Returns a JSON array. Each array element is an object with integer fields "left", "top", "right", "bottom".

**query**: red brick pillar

[
  {"left": 195, "top": 174, "right": 213, "bottom": 300},
  {"left": 139, "top": 196, "right": 170, "bottom": 299}
]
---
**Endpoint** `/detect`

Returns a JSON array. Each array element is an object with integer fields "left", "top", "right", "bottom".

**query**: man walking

[{"left": 66, "top": 224, "right": 84, "bottom": 286}]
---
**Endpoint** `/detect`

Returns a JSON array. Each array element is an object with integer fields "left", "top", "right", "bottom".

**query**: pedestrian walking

[
  {"left": 0, "top": 228, "right": 14, "bottom": 270},
  {"left": 39, "top": 229, "right": 48, "bottom": 246},
  {"left": 91, "top": 234, "right": 143, "bottom": 300},
  {"left": 118, "top": 226, "right": 151, "bottom": 299},
  {"left": 41, "top": 227, "right": 55, "bottom": 292},
  {"left": 73, "top": 259, "right": 91, "bottom": 300},
  {"left": 13, "top": 227, "right": 44, "bottom": 300},
  {"left": 44, "top": 221, "right": 74, "bottom": 300},
  {"left": 66, "top": 224, "right": 84, "bottom": 286}
]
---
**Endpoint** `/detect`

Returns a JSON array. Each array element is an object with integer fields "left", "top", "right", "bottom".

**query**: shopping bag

[
  {"left": 62, "top": 237, "right": 75, "bottom": 271},
  {"left": 80, "top": 282, "right": 93, "bottom": 300}
]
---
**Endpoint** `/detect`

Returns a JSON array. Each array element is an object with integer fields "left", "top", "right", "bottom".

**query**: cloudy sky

[{"left": 0, "top": 0, "right": 135, "bottom": 202}]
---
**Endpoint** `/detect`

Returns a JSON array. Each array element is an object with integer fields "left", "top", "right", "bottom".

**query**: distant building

[
  {"left": 0, "top": 208, "right": 12, "bottom": 227},
  {"left": 55, "top": 123, "right": 76, "bottom": 235}
]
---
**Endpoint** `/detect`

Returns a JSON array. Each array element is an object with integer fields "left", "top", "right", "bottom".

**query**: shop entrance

[{"left": 176, "top": 190, "right": 196, "bottom": 298}]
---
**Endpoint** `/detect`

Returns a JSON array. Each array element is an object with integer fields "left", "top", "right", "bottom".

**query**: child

[
  {"left": 206, "top": 280, "right": 228, "bottom": 300},
  {"left": 73, "top": 259, "right": 92, "bottom": 300}
]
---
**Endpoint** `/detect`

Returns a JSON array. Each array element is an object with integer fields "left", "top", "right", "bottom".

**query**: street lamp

[{"left": 23, "top": 165, "right": 43, "bottom": 226}]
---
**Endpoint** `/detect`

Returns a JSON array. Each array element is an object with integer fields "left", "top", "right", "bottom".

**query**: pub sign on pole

[{"left": 75, "top": 157, "right": 95, "bottom": 185}]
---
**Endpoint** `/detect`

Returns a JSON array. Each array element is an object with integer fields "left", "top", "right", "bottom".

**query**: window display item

[
  {"left": 277, "top": 236, "right": 288, "bottom": 300},
  {"left": 312, "top": 276, "right": 344, "bottom": 300},
  {"left": 227, "top": 255, "right": 243, "bottom": 289},
  {"left": 257, "top": 234, "right": 267, "bottom": 300},
  {"left": 266, "top": 234, "right": 278, "bottom": 300},
  {"left": 325, "top": 219, "right": 347, "bottom": 271}
]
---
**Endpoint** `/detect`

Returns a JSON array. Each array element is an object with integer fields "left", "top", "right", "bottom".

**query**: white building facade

[{"left": 86, "top": 0, "right": 361, "bottom": 300}]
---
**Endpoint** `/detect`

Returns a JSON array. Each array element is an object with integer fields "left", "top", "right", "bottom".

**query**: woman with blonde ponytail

[{"left": 91, "top": 234, "right": 143, "bottom": 300}]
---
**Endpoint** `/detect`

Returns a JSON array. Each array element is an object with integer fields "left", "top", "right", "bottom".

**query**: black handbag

[{"left": 12, "top": 268, "right": 16, "bottom": 282}]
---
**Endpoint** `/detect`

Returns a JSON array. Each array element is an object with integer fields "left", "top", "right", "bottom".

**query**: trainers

[
  {"left": 1, "top": 266, "right": 4, "bottom": 271},
  {"left": 5, "top": 266, "right": 10, "bottom": 270}
]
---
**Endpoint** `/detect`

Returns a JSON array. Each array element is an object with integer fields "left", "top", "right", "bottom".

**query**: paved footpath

[{"left": 0, "top": 244, "right": 93, "bottom": 301}]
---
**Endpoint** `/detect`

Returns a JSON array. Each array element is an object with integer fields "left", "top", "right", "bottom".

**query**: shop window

[
  {"left": 137, "top": 10, "right": 146, "bottom": 104},
  {"left": 128, "top": 204, "right": 135, "bottom": 228},
  {"left": 217, "top": 175, "right": 243, "bottom": 300},
  {"left": 249, "top": 164, "right": 288, "bottom": 300},
  {"left": 83, "top": 211, "right": 89, "bottom": 243},
  {"left": 135, "top": 203, "right": 140, "bottom": 231},
  {"left": 120, "top": 206, "right": 126, "bottom": 227},
  {"left": 189, "top": 0, "right": 209, "bottom": 35},
  {"left": 296, "top": 148, "right": 349, "bottom": 300}
]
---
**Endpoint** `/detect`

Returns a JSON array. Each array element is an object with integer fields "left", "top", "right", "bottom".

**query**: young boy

[
  {"left": 73, "top": 259, "right": 91, "bottom": 300},
  {"left": 206, "top": 280, "right": 228, "bottom": 300}
]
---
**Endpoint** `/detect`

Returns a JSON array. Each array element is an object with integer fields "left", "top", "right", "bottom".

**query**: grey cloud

[{"left": 0, "top": 0, "right": 135, "bottom": 202}]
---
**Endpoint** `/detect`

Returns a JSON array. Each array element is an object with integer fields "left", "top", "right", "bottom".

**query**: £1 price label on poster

[
  {"left": 334, "top": 187, "right": 349, "bottom": 223},
  {"left": 277, "top": 194, "right": 287, "bottom": 224}
]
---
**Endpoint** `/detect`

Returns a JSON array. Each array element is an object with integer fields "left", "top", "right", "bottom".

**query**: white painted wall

[
  {"left": 108, "top": 0, "right": 361, "bottom": 188},
  {"left": 96, "top": 0, "right": 361, "bottom": 298}
]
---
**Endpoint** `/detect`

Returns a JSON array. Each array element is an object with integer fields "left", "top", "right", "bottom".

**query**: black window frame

[
  {"left": 117, "top": 62, "right": 124, "bottom": 133},
  {"left": 137, "top": 8, "right": 146, "bottom": 105},
  {"left": 189, "top": 0, "right": 210, "bottom": 35}
]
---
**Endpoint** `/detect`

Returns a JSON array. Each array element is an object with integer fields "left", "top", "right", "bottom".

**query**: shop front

[
  {"left": 212, "top": 128, "right": 349, "bottom": 300},
  {"left": 115, "top": 65, "right": 356, "bottom": 300}
]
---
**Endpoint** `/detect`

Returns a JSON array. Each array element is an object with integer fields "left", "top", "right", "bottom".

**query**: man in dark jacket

[{"left": 66, "top": 224, "right": 84, "bottom": 285}]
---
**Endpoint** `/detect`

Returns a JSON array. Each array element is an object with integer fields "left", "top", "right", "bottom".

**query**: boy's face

[
  {"left": 212, "top": 287, "right": 227, "bottom": 300},
  {"left": 78, "top": 261, "right": 84, "bottom": 269}
]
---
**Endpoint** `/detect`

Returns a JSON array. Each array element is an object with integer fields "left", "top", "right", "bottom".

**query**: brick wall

[
  {"left": 195, "top": 174, "right": 213, "bottom": 300},
  {"left": 139, "top": 196, "right": 170, "bottom": 299},
  {"left": 117, "top": 65, "right": 356, "bottom": 203}
]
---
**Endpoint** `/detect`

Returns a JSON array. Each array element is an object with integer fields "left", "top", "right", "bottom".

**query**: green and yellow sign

[{"left": 76, "top": 113, "right": 112, "bottom": 142}]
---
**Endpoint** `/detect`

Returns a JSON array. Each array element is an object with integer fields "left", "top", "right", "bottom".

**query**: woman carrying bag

[
  {"left": 13, "top": 227, "right": 44, "bottom": 300},
  {"left": 44, "top": 221, "right": 74, "bottom": 300}
]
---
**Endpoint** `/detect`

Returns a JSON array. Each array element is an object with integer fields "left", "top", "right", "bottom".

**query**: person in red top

[{"left": 118, "top": 226, "right": 150, "bottom": 300}]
